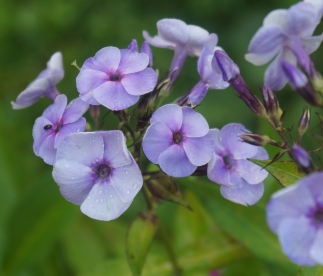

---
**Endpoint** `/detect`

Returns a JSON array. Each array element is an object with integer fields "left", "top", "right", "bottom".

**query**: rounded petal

[
  {"left": 236, "top": 159, "right": 268, "bottom": 184},
  {"left": 80, "top": 90, "right": 100, "bottom": 105},
  {"left": 56, "top": 132, "right": 104, "bottom": 167},
  {"left": 151, "top": 104, "right": 182, "bottom": 132},
  {"left": 300, "top": 172, "right": 323, "bottom": 207},
  {"left": 207, "top": 153, "right": 232, "bottom": 186},
  {"left": 158, "top": 145, "right": 196, "bottom": 177},
  {"left": 76, "top": 68, "right": 108, "bottom": 95},
  {"left": 220, "top": 177, "right": 264, "bottom": 206},
  {"left": 220, "top": 123, "right": 258, "bottom": 159},
  {"left": 121, "top": 68, "right": 157, "bottom": 96},
  {"left": 208, "top": 129, "right": 225, "bottom": 156},
  {"left": 310, "top": 227, "right": 323, "bottom": 264},
  {"left": 186, "top": 81, "right": 209, "bottom": 106},
  {"left": 80, "top": 182, "right": 132, "bottom": 221},
  {"left": 278, "top": 217, "right": 317, "bottom": 266},
  {"left": 302, "top": 34, "right": 323, "bottom": 54},
  {"left": 92, "top": 81, "right": 139, "bottom": 111},
  {"left": 254, "top": 147, "right": 269, "bottom": 160},
  {"left": 46, "top": 52, "right": 64, "bottom": 83},
  {"left": 109, "top": 155, "right": 143, "bottom": 203},
  {"left": 186, "top": 24, "right": 209, "bottom": 56},
  {"left": 183, "top": 134, "right": 214, "bottom": 166},
  {"left": 142, "top": 121, "right": 173, "bottom": 164},
  {"left": 83, "top": 47, "right": 121, "bottom": 72},
  {"left": 54, "top": 118, "right": 86, "bottom": 148},
  {"left": 180, "top": 106, "right": 209, "bottom": 137},
  {"left": 42, "top": 94, "right": 67, "bottom": 123},
  {"left": 264, "top": 52, "right": 288, "bottom": 91},
  {"left": 33, "top": 116, "right": 54, "bottom": 154},
  {"left": 53, "top": 159, "right": 95, "bottom": 205},
  {"left": 118, "top": 49, "right": 149, "bottom": 74},
  {"left": 142, "top": 30, "right": 176, "bottom": 50},
  {"left": 39, "top": 134, "right": 56, "bottom": 165},
  {"left": 62, "top": 97, "right": 89, "bottom": 124},
  {"left": 157, "top": 19, "right": 189, "bottom": 45},
  {"left": 263, "top": 9, "right": 289, "bottom": 28}
]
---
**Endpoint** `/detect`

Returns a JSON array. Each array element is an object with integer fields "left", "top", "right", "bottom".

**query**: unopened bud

[
  {"left": 291, "top": 145, "right": 315, "bottom": 174},
  {"left": 127, "top": 39, "right": 138, "bottom": 52},
  {"left": 212, "top": 50, "right": 240, "bottom": 82},
  {"left": 141, "top": 41, "right": 153, "bottom": 67},
  {"left": 298, "top": 107, "right": 310, "bottom": 137},
  {"left": 240, "top": 133, "right": 279, "bottom": 147},
  {"left": 262, "top": 84, "right": 283, "bottom": 126}
]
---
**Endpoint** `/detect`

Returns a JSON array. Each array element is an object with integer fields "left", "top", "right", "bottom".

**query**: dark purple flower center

[
  {"left": 223, "top": 154, "right": 234, "bottom": 169},
  {"left": 173, "top": 132, "right": 183, "bottom": 144},
  {"left": 55, "top": 123, "right": 64, "bottom": 133},
  {"left": 109, "top": 73, "right": 122, "bottom": 82},
  {"left": 314, "top": 209, "right": 323, "bottom": 224},
  {"left": 94, "top": 164, "right": 111, "bottom": 179}
]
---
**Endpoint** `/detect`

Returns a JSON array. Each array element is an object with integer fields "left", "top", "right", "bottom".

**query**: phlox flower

[
  {"left": 142, "top": 104, "right": 214, "bottom": 177},
  {"left": 33, "top": 94, "right": 89, "bottom": 165},
  {"left": 76, "top": 46, "right": 157, "bottom": 111},
  {"left": 245, "top": 1, "right": 323, "bottom": 90},
  {"left": 53, "top": 131, "right": 143, "bottom": 221},
  {"left": 207, "top": 123, "right": 268, "bottom": 205},
  {"left": 267, "top": 172, "right": 323, "bottom": 265},
  {"left": 12, "top": 52, "right": 63, "bottom": 109}
]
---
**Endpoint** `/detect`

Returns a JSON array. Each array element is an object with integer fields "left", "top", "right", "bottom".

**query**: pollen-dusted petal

[
  {"left": 84, "top": 46, "right": 121, "bottom": 72},
  {"left": 53, "top": 159, "right": 95, "bottom": 205},
  {"left": 181, "top": 106, "right": 209, "bottom": 137},
  {"left": 100, "top": 130, "right": 132, "bottom": 168},
  {"left": 208, "top": 129, "right": 224, "bottom": 156},
  {"left": 158, "top": 144, "right": 196, "bottom": 177},
  {"left": 157, "top": 19, "right": 189, "bottom": 45},
  {"left": 236, "top": 159, "right": 268, "bottom": 184},
  {"left": 266, "top": 183, "right": 315, "bottom": 233},
  {"left": 32, "top": 116, "right": 53, "bottom": 154},
  {"left": 80, "top": 183, "right": 132, "bottom": 221},
  {"left": 310, "top": 227, "right": 323, "bottom": 264},
  {"left": 207, "top": 153, "right": 232, "bottom": 187},
  {"left": 56, "top": 132, "right": 104, "bottom": 167},
  {"left": 92, "top": 81, "right": 139, "bottom": 111},
  {"left": 278, "top": 217, "right": 317, "bottom": 266},
  {"left": 76, "top": 68, "right": 108, "bottom": 95},
  {"left": 142, "top": 121, "right": 173, "bottom": 164},
  {"left": 220, "top": 123, "right": 258, "bottom": 159},
  {"left": 62, "top": 97, "right": 89, "bottom": 124},
  {"left": 151, "top": 104, "right": 182, "bottom": 132},
  {"left": 142, "top": 31, "right": 176, "bottom": 50},
  {"left": 220, "top": 176, "right": 264, "bottom": 206},
  {"left": 121, "top": 68, "right": 157, "bottom": 96},
  {"left": 118, "top": 49, "right": 149, "bottom": 74},
  {"left": 183, "top": 134, "right": 214, "bottom": 166},
  {"left": 264, "top": 52, "right": 288, "bottom": 91},
  {"left": 54, "top": 118, "right": 86, "bottom": 148},
  {"left": 39, "top": 134, "right": 56, "bottom": 165},
  {"left": 109, "top": 155, "right": 143, "bottom": 203},
  {"left": 42, "top": 94, "right": 67, "bottom": 123}
]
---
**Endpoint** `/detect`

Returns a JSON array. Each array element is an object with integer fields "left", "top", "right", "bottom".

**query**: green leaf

[
  {"left": 249, "top": 159, "right": 305, "bottom": 187},
  {"left": 126, "top": 211, "right": 159, "bottom": 276},
  {"left": 298, "top": 266, "right": 323, "bottom": 276}
]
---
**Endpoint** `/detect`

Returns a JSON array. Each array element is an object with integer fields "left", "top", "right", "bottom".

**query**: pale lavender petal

[
  {"left": 207, "top": 153, "right": 232, "bottom": 186},
  {"left": 263, "top": 9, "right": 289, "bottom": 28},
  {"left": 158, "top": 145, "right": 196, "bottom": 177},
  {"left": 180, "top": 106, "right": 209, "bottom": 137},
  {"left": 54, "top": 118, "right": 86, "bottom": 148},
  {"left": 121, "top": 68, "right": 157, "bottom": 95},
  {"left": 83, "top": 47, "right": 121, "bottom": 72},
  {"left": 127, "top": 39, "right": 138, "bottom": 52},
  {"left": 254, "top": 147, "right": 269, "bottom": 160},
  {"left": 109, "top": 155, "right": 143, "bottom": 203},
  {"left": 278, "top": 217, "right": 317, "bottom": 266},
  {"left": 92, "top": 81, "right": 139, "bottom": 111},
  {"left": 151, "top": 104, "right": 182, "bottom": 132},
  {"left": 220, "top": 123, "right": 258, "bottom": 159},
  {"left": 186, "top": 25, "right": 209, "bottom": 56},
  {"left": 118, "top": 49, "right": 149, "bottom": 74},
  {"left": 208, "top": 129, "right": 224, "bottom": 156},
  {"left": 186, "top": 81, "right": 209, "bottom": 106},
  {"left": 53, "top": 160, "right": 95, "bottom": 205},
  {"left": 100, "top": 130, "right": 132, "bottom": 168},
  {"left": 197, "top": 47, "right": 212, "bottom": 77},
  {"left": 32, "top": 116, "right": 53, "bottom": 154},
  {"left": 76, "top": 69, "right": 107, "bottom": 95},
  {"left": 220, "top": 176, "right": 264, "bottom": 206},
  {"left": 301, "top": 172, "right": 323, "bottom": 206},
  {"left": 80, "top": 183, "right": 132, "bottom": 221},
  {"left": 62, "top": 97, "right": 89, "bottom": 124},
  {"left": 46, "top": 52, "right": 64, "bottom": 83},
  {"left": 183, "top": 134, "right": 214, "bottom": 166},
  {"left": 302, "top": 34, "right": 323, "bottom": 54},
  {"left": 42, "top": 94, "right": 67, "bottom": 122},
  {"left": 143, "top": 30, "right": 176, "bottom": 50},
  {"left": 203, "top": 33, "right": 218, "bottom": 52},
  {"left": 310, "top": 227, "right": 323, "bottom": 264},
  {"left": 142, "top": 122, "right": 173, "bottom": 164},
  {"left": 56, "top": 132, "right": 104, "bottom": 167},
  {"left": 264, "top": 52, "right": 287, "bottom": 91},
  {"left": 245, "top": 52, "right": 280, "bottom": 67},
  {"left": 80, "top": 90, "right": 100, "bottom": 105},
  {"left": 39, "top": 134, "right": 56, "bottom": 165},
  {"left": 141, "top": 41, "right": 153, "bottom": 67},
  {"left": 157, "top": 19, "right": 189, "bottom": 45},
  {"left": 236, "top": 159, "right": 268, "bottom": 184},
  {"left": 266, "top": 184, "right": 315, "bottom": 233}
]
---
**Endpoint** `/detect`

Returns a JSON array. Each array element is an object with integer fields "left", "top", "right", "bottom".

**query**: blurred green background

[{"left": 1, "top": 0, "right": 323, "bottom": 275}]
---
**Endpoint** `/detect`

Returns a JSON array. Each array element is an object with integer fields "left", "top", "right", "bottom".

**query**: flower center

[
  {"left": 94, "top": 164, "right": 111, "bottom": 179},
  {"left": 223, "top": 154, "right": 234, "bottom": 169},
  {"left": 314, "top": 209, "right": 323, "bottom": 224},
  {"left": 109, "top": 73, "right": 122, "bottom": 82},
  {"left": 173, "top": 132, "right": 183, "bottom": 144},
  {"left": 55, "top": 123, "right": 63, "bottom": 133}
]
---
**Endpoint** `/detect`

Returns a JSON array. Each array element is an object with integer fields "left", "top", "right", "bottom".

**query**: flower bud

[
  {"left": 212, "top": 50, "right": 240, "bottom": 82},
  {"left": 262, "top": 84, "right": 283, "bottom": 126},
  {"left": 240, "top": 133, "right": 279, "bottom": 147},
  {"left": 291, "top": 145, "right": 315, "bottom": 174},
  {"left": 141, "top": 41, "right": 153, "bottom": 67},
  {"left": 127, "top": 39, "right": 138, "bottom": 52},
  {"left": 298, "top": 107, "right": 310, "bottom": 137}
]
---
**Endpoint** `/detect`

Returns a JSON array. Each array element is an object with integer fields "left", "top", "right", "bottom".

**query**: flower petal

[
  {"left": 158, "top": 145, "right": 196, "bottom": 177},
  {"left": 302, "top": 34, "right": 323, "bottom": 54},
  {"left": 32, "top": 116, "right": 54, "bottom": 155},
  {"left": 300, "top": 172, "right": 323, "bottom": 206},
  {"left": 54, "top": 118, "right": 86, "bottom": 148},
  {"left": 264, "top": 52, "right": 287, "bottom": 91},
  {"left": 142, "top": 31, "right": 176, "bottom": 50},
  {"left": 207, "top": 153, "right": 232, "bottom": 186},
  {"left": 180, "top": 106, "right": 209, "bottom": 137},
  {"left": 121, "top": 68, "right": 157, "bottom": 96},
  {"left": 76, "top": 69, "right": 108, "bottom": 95},
  {"left": 151, "top": 104, "right": 182, "bottom": 132},
  {"left": 62, "top": 97, "right": 89, "bottom": 124},
  {"left": 236, "top": 159, "right": 268, "bottom": 184},
  {"left": 53, "top": 160, "right": 95, "bottom": 205},
  {"left": 186, "top": 24, "right": 209, "bottom": 56},
  {"left": 157, "top": 19, "right": 189, "bottom": 45},
  {"left": 263, "top": 9, "right": 289, "bottom": 28},
  {"left": 42, "top": 94, "right": 67, "bottom": 123},
  {"left": 118, "top": 49, "right": 149, "bottom": 74},
  {"left": 208, "top": 129, "right": 225, "bottom": 156},
  {"left": 83, "top": 47, "right": 121, "bottom": 72},
  {"left": 142, "top": 121, "right": 173, "bottom": 164},
  {"left": 39, "top": 134, "right": 56, "bottom": 165},
  {"left": 310, "top": 227, "right": 323, "bottom": 264}
]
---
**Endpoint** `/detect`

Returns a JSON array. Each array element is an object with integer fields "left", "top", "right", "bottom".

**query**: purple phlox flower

[
  {"left": 53, "top": 131, "right": 143, "bottom": 221},
  {"left": 245, "top": 1, "right": 323, "bottom": 90},
  {"left": 267, "top": 171, "right": 323, "bottom": 265},
  {"left": 33, "top": 94, "right": 89, "bottom": 165},
  {"left": 12, "top": 52, "right": 64, "bottom": 109},
  {"left": 142, "top": 104, "right": 214, "bottom": 177},
  {"left": 207, "top": 123, "right": 269, "bottom": 205},
  {"left": 128, "top": 39, "right": 154, "bottom": 67},
  {"left": 76, "top": 46, "right": 157, "bottom": 111},
  {"left": 143, "top": 18, "right": 210, "bottom": 86}
]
